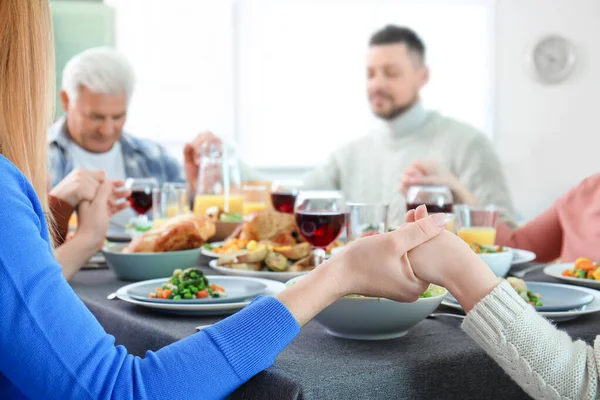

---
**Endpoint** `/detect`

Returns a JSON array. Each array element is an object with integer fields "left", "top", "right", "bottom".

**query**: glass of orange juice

[
  {"left": 242, "top": 184, "right": 268, "bottom": 216},
  {"left": 453, "top": 205, "right": 498, "bottom": 246},
  {"left": 153, "top": 184, "right": 190, "bottom": 225}
]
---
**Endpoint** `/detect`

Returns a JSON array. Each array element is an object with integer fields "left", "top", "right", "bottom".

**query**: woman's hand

[
  {"left": 276, "top": 208, "right": 449, "bottom": 326},
  {"left": 76, "top": 182, "right": 113, "bottom": 251},
  {"left": 406, "top": 207, "right": 499, "bottom": 311},
  {"left": 332, "top": 208, "right": 450, "bottom": 301}
]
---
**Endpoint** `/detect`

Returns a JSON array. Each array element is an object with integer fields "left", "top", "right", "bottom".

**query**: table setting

[{"left": 67, "top": 159, "right": 600, "bottom": 399}]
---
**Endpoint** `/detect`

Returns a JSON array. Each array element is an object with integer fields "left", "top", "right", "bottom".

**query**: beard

[{"left": 370, "top": 93, "right": 419, "bottom": 120}]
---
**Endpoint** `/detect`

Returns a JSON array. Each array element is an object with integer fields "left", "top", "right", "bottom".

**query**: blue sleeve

[{"left": 0, "top": 158, "right": 299, "bottom": 400}]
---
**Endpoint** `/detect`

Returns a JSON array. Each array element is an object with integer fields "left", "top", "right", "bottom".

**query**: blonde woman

[{"left": 0, "top": 2, "right": 451, "bottom": 398}]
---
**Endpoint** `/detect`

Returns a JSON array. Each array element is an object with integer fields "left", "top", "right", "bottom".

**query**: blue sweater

[{"left": 0, "top": 155, "right": 300, "bottom": 399}]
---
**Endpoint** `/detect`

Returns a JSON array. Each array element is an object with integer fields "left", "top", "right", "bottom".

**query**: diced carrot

[
  {"left": 210, "top": 284, "right": 224, "bottom": 292},
  {"left": 161, "top": 289, "right": 172, "bottom": 299},
  {"left": 197, "top": 289, "right": 209, "bottom": 298},
  {"left": 148, "top": 292, "right": 156, "bottom": 298},
  {"left": 575, "top": 258, "right": 595, "bottom": 271},
  {"left": 562, "top": 269, "right": 574, "bottom": 277},
  {"left": 587, "top": 271, "right": 594, "bottom": 279}
]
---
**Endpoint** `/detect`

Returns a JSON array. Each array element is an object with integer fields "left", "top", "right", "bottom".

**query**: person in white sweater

[
  {"left": 189, "top": 26, "right": 515, "bottom": 225},
  {"left": 407, "top": 205, "right": 599, "bottom": 400},
  {"left": 302, "top": 25, "right": 515, "bottom": 224}
]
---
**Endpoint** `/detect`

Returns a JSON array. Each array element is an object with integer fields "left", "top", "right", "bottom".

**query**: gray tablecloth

[{"left": 70, "top": 260, "right": 600, "bottom": 400}]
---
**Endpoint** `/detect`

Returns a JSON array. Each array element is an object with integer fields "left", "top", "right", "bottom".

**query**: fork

[
  {"left": 427, "top": 313, "right": 465, "bottom": 320},
  {"left": 511, "top": 264, "right": 547, "bottom": 278}
]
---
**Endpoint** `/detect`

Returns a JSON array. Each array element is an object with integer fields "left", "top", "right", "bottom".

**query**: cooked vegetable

[
  {"left": 148, "top": 268, "right": 226, "bottom": 300},
  {"left": 471, "top": 243, "right": 505, "bottom": 254},
  {"left": 273, "top": 242, "right": 311, "bottom": 260},
  {"left": 506, "top": 277, "right": 543, "bottom": 306},
  {"left": 265, "top": 251, "right": 289, "bottom": 271},
  {"left": 562, "top": 257, "right": 600, "bottom": 281}
]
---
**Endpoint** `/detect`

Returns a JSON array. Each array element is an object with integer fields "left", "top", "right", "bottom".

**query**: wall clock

[{"left": 530, "top": 35, "right": 577, "bottom": 84}]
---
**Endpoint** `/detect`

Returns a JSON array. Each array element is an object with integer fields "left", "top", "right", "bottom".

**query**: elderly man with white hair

[
  {"left": 48, "top": 47, "right": 189, "bottom": 187},
  {"left": 47, "top": 47, "right": 233, "bottom": 228}
]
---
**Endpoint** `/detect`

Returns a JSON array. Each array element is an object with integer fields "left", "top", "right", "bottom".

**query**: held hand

[
  {"left": 76, "top": 182, "right": 113, "bottom": 251},
  {"left": 183, "top": 131, "right": 222, "bottom": 194},
  {"left": 406, "top": 206, "right": 499, "bottom": 311},
  {"left": 275, "top": 207, "right": 449, "bottom": 326},
  {"left": 399, "top": 161, "right": 477, "bottom": 204},
  {"left": 49, "top": 169, "right": 105, "bottom": 207},
  {"left": 108, "top": 180, "right": 130, "bottom": 216},
  {"left": 333, "top": 208, "right": 450, "bottom": 302}
]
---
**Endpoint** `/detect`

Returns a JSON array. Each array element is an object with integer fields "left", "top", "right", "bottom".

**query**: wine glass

[
  {"left": 405, "top": 185, "right": 453, "bottom": 214},
  {"left": 294, "top": 190, "right": 346, "bottom": 264},
  {"left": 125, "top": 178, "right": 158, "bottom": 216},
  {"left": 271, "top": 179, "right": 303, "bottom": 214}
]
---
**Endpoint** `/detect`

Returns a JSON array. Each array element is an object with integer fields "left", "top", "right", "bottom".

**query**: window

[{"left": 107, "top": 0, "right": 495, "bottom": 170}]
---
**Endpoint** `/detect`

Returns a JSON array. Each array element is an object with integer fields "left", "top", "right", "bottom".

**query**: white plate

[
  {"left": 116, "top": 276, "right": 284, "bottom": 316},
  {"left": 126, "top": 276, "right": 267, "bottom": 304},
  {"left": 200, "top": 241, "right": 225, "bottom": 258},
  {"left": 441, "top": 284, "right": 600, "bottom": 322},
  {"left": 208, "top": 259, "right": 310, "bottom": 283},
  {"left": 544, "top": 263, "right": 600, "bottom": 289},
  {"left": 511, "top": 249, "right": 537, "bottom": 265}
]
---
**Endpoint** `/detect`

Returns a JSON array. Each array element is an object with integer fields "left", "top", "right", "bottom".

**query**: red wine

[
  {"left": 271, "top": 192, "right": 297, "bottom": 214},
  {"left": 406, "top": 203, "right": 453, "bottom": 214},
  {"left": 295, "top": 212, "right": 345, "bottom": 248},
  {"left": 129, "top": 190, "right": 153, "bottom": 214}
]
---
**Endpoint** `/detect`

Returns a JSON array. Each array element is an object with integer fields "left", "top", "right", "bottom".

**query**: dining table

[{"left": 69, "top": 258, "right": 600, "bottom": 400}]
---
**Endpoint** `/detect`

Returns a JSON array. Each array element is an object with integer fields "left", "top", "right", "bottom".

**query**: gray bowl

[
  {"left": 286, "top": 276, "right": 446, "bottom": 340},
  {"left": 102, "top": 244, "right": 203, "bottom": 281}
]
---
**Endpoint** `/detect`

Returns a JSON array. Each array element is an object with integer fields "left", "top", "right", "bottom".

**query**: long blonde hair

[{"left": 0, "top": 0, "right": 55, "bottom": 210}]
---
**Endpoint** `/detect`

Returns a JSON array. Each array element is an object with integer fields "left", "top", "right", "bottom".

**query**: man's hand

[
  {"left": 399, "top": 161, "right": 477, "bottom": 204},
  {"left": 183, "top": 131, "right": 222, "bottom": 194},
  {"left": 50, "top": 169, "right": 105, "bottom": 207}
]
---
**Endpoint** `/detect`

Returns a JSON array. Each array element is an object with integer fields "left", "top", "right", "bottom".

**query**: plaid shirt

[{"left": 47, "top": 117, "right": 185, "bottom": 188}]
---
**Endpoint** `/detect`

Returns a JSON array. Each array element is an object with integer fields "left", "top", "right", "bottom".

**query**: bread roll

[{"left": 123, "top": 214, "right": 216, "bottom": 253}]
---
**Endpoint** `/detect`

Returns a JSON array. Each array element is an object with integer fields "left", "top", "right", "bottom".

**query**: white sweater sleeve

[{"left": 462, "top": 280, "right": 600, "bottom": 400}]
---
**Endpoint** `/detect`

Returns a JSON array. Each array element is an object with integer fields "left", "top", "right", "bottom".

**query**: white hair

[{"left": 61, "top": 46, "right": 135, "bottom": 102}]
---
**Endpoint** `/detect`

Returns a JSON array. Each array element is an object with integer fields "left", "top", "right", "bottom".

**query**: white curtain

[{"left": 106, "top": 0, "right": 495, "bottom": 170}]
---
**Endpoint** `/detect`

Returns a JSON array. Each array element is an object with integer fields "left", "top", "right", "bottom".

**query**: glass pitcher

[{"left": 192, "top": 141, "right": 243, "bottom": 218}]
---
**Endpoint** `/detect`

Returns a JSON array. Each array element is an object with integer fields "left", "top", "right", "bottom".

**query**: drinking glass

[
  {"left": 346, "top": 203, "right": 389, "bottom": 242},
  {"left": 453, "top": 204, "right": 498, "bottom": 246},
  {"left": 242, "top": 184, "right": 268, "bottom": 216},
  {"left": 405, "top": 185, "right": 453, "bottom": 214},
  {"left": 294, "top": 190, "right": 346, "bottom": 264},
  {"left": 125, "top": 178, "right": 158, "bottom": 216},
  {"left": 152, "top": 183, "right": 190, "bottom": 223},
  {"left": 271, "top": 179, "right": 303, "bottom": 214}
]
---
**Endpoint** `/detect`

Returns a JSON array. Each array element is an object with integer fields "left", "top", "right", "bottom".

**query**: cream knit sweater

[
  {"left": 463, "top": 280, "right": 600, "bottom": 399},
  {"left": 301, "top": 103, "right": 516, "bottom": 225}
]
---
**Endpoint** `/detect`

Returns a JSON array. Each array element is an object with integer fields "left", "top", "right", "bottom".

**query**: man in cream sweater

[
  {"left": 191, "top": 26, "right": 515, "bottom": 225},
  {"left": 301, "top": 25, "right": 515, "bottom": 224}
]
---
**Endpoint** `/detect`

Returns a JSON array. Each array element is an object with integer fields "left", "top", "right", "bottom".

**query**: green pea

[
  {"left": 173, "top": 295, "right": 181, "bottom": 300},
  {"left": 184, "top": 293, "right": 193, "bottom": 299}
]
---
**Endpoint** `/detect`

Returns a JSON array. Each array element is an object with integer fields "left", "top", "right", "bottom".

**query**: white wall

[{"left": 495, "top": 0, "right": 600, "bottom": 220}]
